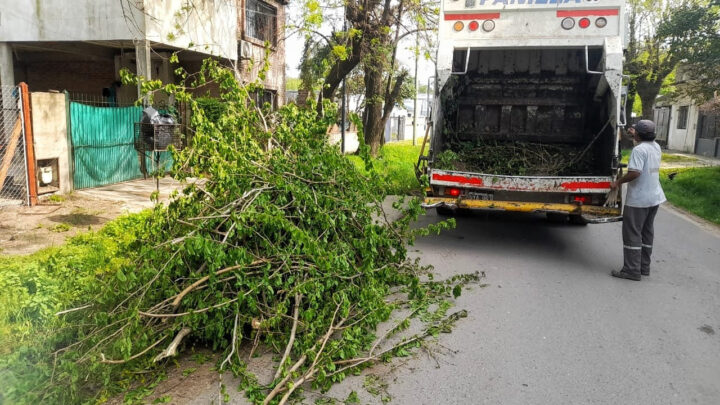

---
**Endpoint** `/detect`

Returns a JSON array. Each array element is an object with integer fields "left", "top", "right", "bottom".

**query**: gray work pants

[{"left": 622, "top": 205, "right": 659, "bottom": 275}]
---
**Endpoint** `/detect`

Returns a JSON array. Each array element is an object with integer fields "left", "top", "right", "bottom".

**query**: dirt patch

[
  {"left": 0, "top": 194, "right": 127, "bottom": 255},
  {"left": 0, "top": 178, "right": 186, "bottom": 256},
  {"left": 698, "top": 325, "right": 716, "bottom": 335}
]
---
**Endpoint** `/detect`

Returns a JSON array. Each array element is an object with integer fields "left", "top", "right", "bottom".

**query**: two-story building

[{"left": 0, "top": 0, "right": 286, "bottom": 105}]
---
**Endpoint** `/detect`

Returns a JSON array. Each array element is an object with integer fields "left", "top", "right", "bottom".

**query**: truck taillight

[
  {"left": 448, "top": 188, "right": 461, "bottom": 197},
  {"left": 453, "top": 21, "right": 464, "bottom": 31},
  {"left": 579, "top": 18, "right": 591, "bottom": 29},
  {"left": 482, "top": 20, "right": 495, "bottom": 32},
  {"left": 595, "top": 17, "right": 608, "bottom": 28},
  {"left": 573, "top": 196, "right": 591, "bottom": 204},
  {"left": 469, "top": 21, "right": 479, "bottom": 31},
  {"left": 561, "top": 17, "right": 575, "bottom": 30}
]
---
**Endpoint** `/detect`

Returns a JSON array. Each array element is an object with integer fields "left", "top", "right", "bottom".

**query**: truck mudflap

[{"left": 423, "top": 197, "right": 623, "bottom": 224}]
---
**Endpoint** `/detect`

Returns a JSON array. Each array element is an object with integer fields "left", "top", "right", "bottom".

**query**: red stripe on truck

[
  {"left": 561, "top": 181, "right": 612, "bottom": 191},
  {"left": 444, "top": 13, "right": 501, "bottom": 21},
  {"left": 557, "top": 9, "right": 619, "bottom": 17},
  {"left": 432, "top": 173, "right": 484, "bottom": 187}
]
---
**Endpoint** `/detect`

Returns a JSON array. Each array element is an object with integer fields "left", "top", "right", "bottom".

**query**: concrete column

[
  {"left": 135, "top": 40, "right": 152, "bottom": 106},
  {"left": 1, "top": 43, "right": 17, "bottom": 139},
  {"left": 0, "top": 43, "right": 14, "bottom": 87}
]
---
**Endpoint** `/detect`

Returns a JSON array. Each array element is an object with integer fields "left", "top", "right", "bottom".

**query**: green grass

[
  {"left": 661, "top": 153, "right": 699, "bottom": 163},
  {"left": 621, "top": 149, "right": 699, "bottom": 165},
  {"left": 348, "top": 141, "right": 423, "bottom": 195},
  {"left": 661, "top": 166, "right": 720, "bottom": 224},
  {"left": 47, "top": 194, "right": 66, "bottom": 203},
  {"left": 0, "top": 213, "right": 148, "bottom": 358}
]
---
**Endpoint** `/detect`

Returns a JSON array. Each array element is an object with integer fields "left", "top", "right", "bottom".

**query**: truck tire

[
  {"left": 546, "top": 213, "right": 568, "bottom": 223},
  {"left": 569, "top": 215, "right": 589, "bottom": 226},
  {"left": 436, "top": 206, "right": 457, "bottom": 216}
]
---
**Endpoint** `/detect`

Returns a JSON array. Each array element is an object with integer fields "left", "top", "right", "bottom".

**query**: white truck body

[{"left": 424, "top": 0, "right": 628, "bottom": 222}]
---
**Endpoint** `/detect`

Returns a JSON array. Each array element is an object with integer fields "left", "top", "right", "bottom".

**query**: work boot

[
  {"left": 641, "top": 269, "right": 650, "bottom": 276},
  {"left": 612, "top": 270, "right": 641, "bottom": 281}
]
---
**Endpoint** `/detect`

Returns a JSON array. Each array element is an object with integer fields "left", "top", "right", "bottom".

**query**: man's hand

[{"left": 612, "top": 171, "right": 641, "bottom": 190}]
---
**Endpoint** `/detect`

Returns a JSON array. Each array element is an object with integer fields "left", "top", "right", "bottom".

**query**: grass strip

[{"left": 661, "top": 166, "right": 720, "bottom": 224}]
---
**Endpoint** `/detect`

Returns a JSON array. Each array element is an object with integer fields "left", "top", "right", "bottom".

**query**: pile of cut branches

[
  {"left": 1, "top": 60, "right": 473, "bottom": 404},
  {"left": 435, "top": 140, "right": 596, "bottom": 176}
]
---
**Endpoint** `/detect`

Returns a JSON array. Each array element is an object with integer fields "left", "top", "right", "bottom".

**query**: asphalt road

[{"left": 375, "top": 205, "right": 720, "bottom": 405}]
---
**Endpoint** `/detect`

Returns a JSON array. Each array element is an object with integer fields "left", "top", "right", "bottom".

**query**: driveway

[{"left": 0, "top": 177, "right": 183, "bottom": 255}]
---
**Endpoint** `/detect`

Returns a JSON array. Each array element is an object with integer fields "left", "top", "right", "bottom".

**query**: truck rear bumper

[
  {"left": 423, "top": 197, "right": 622, "bottom": 223},
  {"left": 430, "top": 170, "right": 612, "bottom": 194}
]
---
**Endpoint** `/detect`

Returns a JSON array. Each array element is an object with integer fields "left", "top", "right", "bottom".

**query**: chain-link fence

[{"left": 0, "top": 85, "right": 28, "bottom": 207}]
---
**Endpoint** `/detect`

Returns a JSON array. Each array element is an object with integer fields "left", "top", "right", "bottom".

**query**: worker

[{"left": 610, "top": 120, "right": 666, "bottom": 281}]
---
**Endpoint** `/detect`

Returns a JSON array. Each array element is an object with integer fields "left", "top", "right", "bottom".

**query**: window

[
  {"left": 245, "top": 0, "right": 277, "bottom": 45},
  {"left": 250, "top": 89, "right": 277, "bottom": 110},
  {"left": 677, "top": 106, "right": 689, "bottom": 130}
]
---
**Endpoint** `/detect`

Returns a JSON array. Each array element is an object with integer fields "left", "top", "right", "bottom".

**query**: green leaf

[{"left": 452, "top": 285, "right": 462, "bottom": 299}]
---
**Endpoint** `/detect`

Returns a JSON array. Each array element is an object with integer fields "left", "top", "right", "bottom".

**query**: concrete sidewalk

[
  {"left": 75, "top": 177, "right": 186, "bottom": 212},
  {"left": 662, "top": 150, "right": 720, "bottom": 169}
]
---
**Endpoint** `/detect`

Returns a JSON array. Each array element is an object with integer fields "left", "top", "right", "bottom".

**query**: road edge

[{"left": 661, "top": 202, "right": 720, "bottom": 238}]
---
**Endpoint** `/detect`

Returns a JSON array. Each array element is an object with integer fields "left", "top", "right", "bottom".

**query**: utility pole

[
  {"left": 341, "top": 14, "right": 347, "bottom": 154},
  {"left": 412, "top": 32, "right": 419, "bottom": 146}
]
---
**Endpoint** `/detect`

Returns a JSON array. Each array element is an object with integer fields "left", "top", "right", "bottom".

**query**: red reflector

[
  {"left": 579, "top": 18, "right": 591, "bottom": 29},
  {"left": 573, "top": 196, "right": 591, "bottom": 204},
  {"left": 469, "top": 21, "right": 480, "bottom": 31},
  {"left": 448, "top": 188, "right": 461, "bottom": 197}
]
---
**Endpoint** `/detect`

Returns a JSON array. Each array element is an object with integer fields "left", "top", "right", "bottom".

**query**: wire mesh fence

[
  {"left": 68, "top": 92, "right": 138, "bottom": 107},
  {"left": 0, "top": 85, "right": 28, "bottom": 207}
]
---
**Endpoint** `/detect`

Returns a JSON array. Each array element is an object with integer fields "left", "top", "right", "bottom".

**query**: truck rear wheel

[
  {"left": 436, "top": 206, "right": 457, "bottom": 216},
  {"left": 546, "top": 213, "right": 568, "bottom": 223}
]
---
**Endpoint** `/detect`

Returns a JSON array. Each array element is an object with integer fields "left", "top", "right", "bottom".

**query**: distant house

[
  {"left": 654, "top": 69, "right": 720, "bottom": 158},
  {"left": 0, "top": 0, "right": 286, "bottom": 104}
]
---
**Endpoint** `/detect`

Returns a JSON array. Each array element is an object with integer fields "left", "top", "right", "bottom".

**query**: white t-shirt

[{"left": 626, "top": 141, "right": 667, "bottom": 208}]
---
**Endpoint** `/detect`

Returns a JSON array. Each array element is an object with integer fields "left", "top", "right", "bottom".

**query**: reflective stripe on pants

[{"left": 622, "top": 205, "right": 659, "bottom": 275}]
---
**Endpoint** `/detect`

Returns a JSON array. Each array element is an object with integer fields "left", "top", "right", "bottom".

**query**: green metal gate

[
  {"left": 70, "top": 102, "right": 174, "bottom": 189},
  {"left": 70, "top": 103, "right": 142, "bottom": 189}
]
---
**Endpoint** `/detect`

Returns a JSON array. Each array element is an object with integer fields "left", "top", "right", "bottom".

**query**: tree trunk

[
  {"left": 363, "top": 68, "right": 386, "bottom": 156},
  {"left": 636, "top": 80, "right": 663, "bottom": 120},
  {"left": 625, "top": 81, "right": 637, "bottom": 126},
  {"left": 320, "top": 35, "right": 363, "bottom": 103}
]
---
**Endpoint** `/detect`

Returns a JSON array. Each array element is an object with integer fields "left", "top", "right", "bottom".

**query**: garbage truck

[{"left": 418, "top": 0, "right": 628, "bottom": 224}]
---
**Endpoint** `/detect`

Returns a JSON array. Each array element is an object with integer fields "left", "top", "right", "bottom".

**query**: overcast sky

[{"left": 283, "top": 2, "right": 436, "bottom": 85}]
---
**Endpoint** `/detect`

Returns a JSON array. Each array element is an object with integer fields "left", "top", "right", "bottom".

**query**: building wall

[
  {"left": 1, "top": 0, "right": 237, "bottom": 60},
  {"left": 237, "top": 0, "right": 286, "bottom": 105},
  {"left": 16, "top": 58, "right": 116, "bottom": 95},
  {"left": 30, "top": 92, "right": 72, "bottom": 194},
  {"left": 143, "top": 0, "right": 238, "bottom": 60},
  {"left": 668, "top": 101, "right": 699, "bottom": 153},
  {"left": 0, "top": 1, "right": 141, "bottom": 41}
]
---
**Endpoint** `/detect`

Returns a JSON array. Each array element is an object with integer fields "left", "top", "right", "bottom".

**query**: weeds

[
  {"left": 47, "top": 194, "right": 66, "bottom": 203},
  {"left": 48, "top": 223, "right": 71, "bottom": 232}
]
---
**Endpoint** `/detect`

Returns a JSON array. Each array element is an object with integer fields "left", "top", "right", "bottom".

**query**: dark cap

[{"left": 631, "top": 120, "right": 656, "bottom": 135}]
